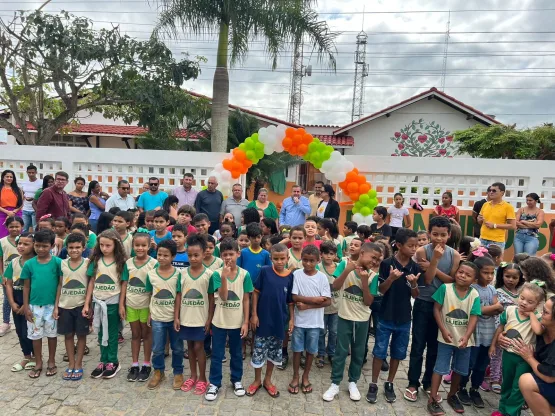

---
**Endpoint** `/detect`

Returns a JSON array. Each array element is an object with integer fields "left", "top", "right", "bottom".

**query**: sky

[{"left": 2, "top": 0, "right": 555, "bottom": 128}]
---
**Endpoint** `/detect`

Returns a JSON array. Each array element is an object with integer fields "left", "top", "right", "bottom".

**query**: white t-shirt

[
  {"left": 21, "top": 179, "right": 42, "bottom": 211},
  {"left": 292, "top": 269, "right": 331, "bottom": 329},
  {"left": 316, "top": 201, "right": 328, "bottom": 218},
  {"left": 388, "top": 206, "right": 409, "bottom": 227}
]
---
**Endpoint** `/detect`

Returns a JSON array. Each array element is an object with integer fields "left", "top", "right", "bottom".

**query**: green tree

[
  {"left": 154, "top": 0, "right": 337, "bottom": 152},
  {"left": 0, "top": 11, "right": 201, "bottom": 145}
]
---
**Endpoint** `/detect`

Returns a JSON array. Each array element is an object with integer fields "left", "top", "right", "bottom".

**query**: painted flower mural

[{"left": 390, "top": 119, "right": 456, "bottom": 157}]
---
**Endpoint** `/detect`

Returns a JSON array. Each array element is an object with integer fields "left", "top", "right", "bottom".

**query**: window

[{"left": 49, "top": 135, "right": 88, "bottom": 147}]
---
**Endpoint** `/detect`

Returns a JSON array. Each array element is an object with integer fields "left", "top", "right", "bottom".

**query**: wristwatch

[{"left": 493, "top": 223, "right": 497, "bottom": 229}]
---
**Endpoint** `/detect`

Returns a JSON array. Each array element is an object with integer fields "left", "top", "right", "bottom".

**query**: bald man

[{"left": 194, "top": 176, "right": 224, "bottom": 234}]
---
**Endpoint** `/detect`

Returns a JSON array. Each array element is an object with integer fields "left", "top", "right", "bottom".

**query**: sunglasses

[
  {"left": 149, "top": 183, "right": 159, "bottom": 186},
  {"left": 488, "top": 189, "right": 498, "bottom": 194}
]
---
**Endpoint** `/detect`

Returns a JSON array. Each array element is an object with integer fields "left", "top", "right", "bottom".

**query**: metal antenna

[
  {"left": 351, "top": 10, "right": 368, "bottom": 122},
  {"left": 441, "top": 10, "right": 451, "bottom": 91}
]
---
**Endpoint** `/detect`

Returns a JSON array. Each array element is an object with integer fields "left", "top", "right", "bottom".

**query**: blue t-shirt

[
  {"left": 172, "top": 251, "right": 189, "bottom": 269},
  {"left": 237, "top": 247, "right": 271, "bottom": 285},
  {"left": 137, "top": 191, "right": 168, "bottom": 212},
  {"left": 254, "top": 266, "right": 294, "bottom": 339},
  {"left": 149, "top": 230, "right": 172, "bottom": 257}
]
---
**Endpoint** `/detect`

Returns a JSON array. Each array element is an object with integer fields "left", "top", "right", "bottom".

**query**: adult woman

[
  {"left": 316, "top": 184, "right": 340, "bottom": 222},
  {"left": 162, "top": 195, "right": 179, "bottom": 220},
  {"left": 87, "top": 180, "right": 106, "bottom": 233},
  {"left": 247, "top": 188, "right": 278, "bottom": 222},
  {"left": 431, "top": 191, "right": 460, "bottom": 223},
  {"left": 514, "top": 192, "right": 544, "bottom": 256},
  {"left": 32, "top": 175, "right": 54, "bottom": 214},
  {"left": 0, "top": 170, "right": 24, "bottom": 238},
  {"left": 68, "top": 177, "right": 89, "bottom": 215}
]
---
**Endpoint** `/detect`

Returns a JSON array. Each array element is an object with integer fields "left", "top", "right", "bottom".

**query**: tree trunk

[{"left": 211, "top": 21, "right": 230, "bottom": 152}]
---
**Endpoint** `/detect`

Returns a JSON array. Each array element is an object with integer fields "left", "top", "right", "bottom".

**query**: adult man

[
  {"left": 472, "top": 187, "right": 491, "bottom": 238},
  {"left": 36, "top": 171, "right": 70, "bottom": 220},
  {"left": 279, "top": 184, "right": 311, "bottom": 227},
  {"left": 105, "top": 180, "right": 136, "bottom": 212},
  {"left": 137, "top": 177, "right": 168, "bottom": 212},
  {"left": 194, "top": 176, "right": 223, "bottom": 234},
  {"left": 309, "top": 181, "right": 324, "bottom": 216},
  {"left": 20, "top": 164, "right": 42, "bottom": 231},
  {"left": 220, "top": 183, "right": 248, "bottom": 227},
  {"left": 478, "top": 182, "right": 516, "bottom": 249},
  {"left": 171, "top": 172, "right": 198, "bottom": 207}
]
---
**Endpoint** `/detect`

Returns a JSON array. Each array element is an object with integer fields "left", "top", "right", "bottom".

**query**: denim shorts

[
  {"left": 433, "top": 342, "right": 472, "bottom": 376},
  {"left": 372, "top": 319, "right": 411, "bottom": 360},
  {"left": 292, "top": 327, "right": 320, "bottom": 354},
  {"left": 480, "top": 239, "right": 506, "bottom": 251}
]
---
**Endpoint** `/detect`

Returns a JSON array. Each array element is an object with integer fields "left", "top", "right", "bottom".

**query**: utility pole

[
  {"left": 287, "top": 36, "right": 311, "bottom": 124},
  {"left": 351, "top": 29, "right": 368, "bottom": 122},
  {"left": 441, "top": 10, "right": 451, "bottom": 92}
]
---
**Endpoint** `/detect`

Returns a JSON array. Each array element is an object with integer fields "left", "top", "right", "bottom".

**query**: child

[
  {"left": 519, "top": 257, "right": 555, "bottom": 303},
  {"left": 144, "top": 210, "right": 156, "bottom": 231},
  {"left": 237, "top": 223, "right": 271, "bottom": 286},
  {"left": 145, "top": 239, "right": 184, "bottom": 390},
  {"left": 317, "top": 218, "right": 342, "bottom": 258},
  {"left": 370, "top": 206, "right": 392, "bottom": 241},
  {"left": 289, "top": 245, "right": 331, "bottom": 394},
  {"left": 357, "top": 225, "right": 371, "bottom": 242},
  {"left": 113, "top": 210, "right": 134, "bottom": 258},
  {"left": 367, "top": 228, "right": 422, "bottom": 404},
  {"left": 323, "top": 242, "right": 381, "bottom": 402},
  {"left": 96, "top": 212, "right": 115, "bottom": 235},
  {"left": 261, "top": 218, "right": 278, "bottom": 236},
  {"left": 71, "top": 213, "right": 97, "bottom": 250},
  {"left": 317, "top": 241, "right": 339, "bottom": 368},
  {"left": 237, "top": 230, "right": 250, "bottom": 251},
  {"left": 193, "top": 213, "right": 210, "bottom": 235},
  {"left": 1, "top": 216, "right": 23, "bottom": 336},
  {"left": 417, "top": 230, "right": 431, "bottom": 247},
  {"left": 4, "top": 232, "right": 35, "bottom": 372},
  {"left": 55, "top": 233, "right": 91, "bottom": 380},
  {"left": 149, "top": 210, "right": 172, "bottom": 256},
  {"left": 490, "top": 283, "right": 545, "bottom": 416},
  {"left": 54, "top": 216, "right": 71, "bottom": 241},
  {"left": 287, "top": 226, "right": 305, "bottom": 271},
  {"left": 426, "top": 262, "right": 481, "bottom": 415},
  {"left": 261, "top": 235, "right": 272, "bottom": 252},
  {"left": 247, "top": 244, "right": 294, "bottom": 398},
  {"left": 21, "top": 230, "right": 62, "bottom": 378},
  {"left": 456, "top": 257, "right": 503, "bottom": 408},
  {"left": 177, "top": 205, "right": 198, "bottom": 236},
  {"left": 304, "top": 216, "right": 322, "bottom": 249},
  {"left": 171, "top": 224, "right": 190, "bottom": 269},
  {"left": 205, "top": 238, "right": 253, "bottom": 401},
  {"left": 204, "top": 236, "right": 224, "bottom": 271},
  {"left": 342, "top": 221, "right": 358, "bottom": 254},
  {"left": 86, "top": 229, "right": 129, "bottom": 379},
  {"left": 125, "top": 231, "right": 157, "bottom": 382},
  {"left": 387, "top": 193, "right": 411, "bottom": 238},
  {"left": 334, "top": 237, "right": 364, "bottom": 277},
  {"left": 175, "top": 234, "right": 214, "bottom": 395},
  {"left": 58, "top": 223, "right": 92, "bottom": 259},
  {"left": 214, "top": 218, "right": 235, "bottom": 241},
  {"left": 36, "top": 216, "right": 63, "bottom": 256}
]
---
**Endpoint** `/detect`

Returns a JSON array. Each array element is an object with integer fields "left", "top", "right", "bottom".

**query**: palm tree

[{"left": 153, "top": 0, "right": 337, "bottom": 152}]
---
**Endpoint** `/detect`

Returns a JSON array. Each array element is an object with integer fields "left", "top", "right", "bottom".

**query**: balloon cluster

[
  {"left": 302, "top": 139, "right": 334, "bottom": 169},
  {"left": 337, "top": 168, "right": 378, "bottom": 224},
  {"left": 238, "top": 133, "right": 265, "bottom": 164},
  {"left": 320, "top": 151, "right": 354, "bottom": 183},
  {"left": 258, "top": 124, "right": 286, "bottom": 155},
  {"left": 282, "top": 127, "right": 314, "bottom": 156}
]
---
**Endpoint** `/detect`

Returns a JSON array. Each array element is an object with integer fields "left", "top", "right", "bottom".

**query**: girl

[
  {"left": 85, "top": 229, "right": 128, "bottom": 379},
  {"left": 489, "top": 263, "right": 525, "bottom": 393},
  {"left": 162, "top": 195, "right": 179, "bottom": 220},
  {"left": 54, "top": 216, "right": 70, "bottom": 242},
  {"left": 0, "top": 169, "right": 24, "bottom": 239},
  {"left": 513, "top": 252, "right": 530, "bottom": 265},
  {"left": 487, "top": 245, "right": 503, "bottom": 269},
  {"left": 446, "top": 220, "right": 462, "bottom": 250},
  {"left": 88, "top": 181, "right": 106, "bottom": 233},
  {"left": 432, "top": 191, "right": 460, "bottom": 223},
  {"left": 318, "top": 218, "right": 342, "bottom": 259},
  {"left": 541, "top": 252, "right": 555, "bottom": 276},
  {"left": 260, "top": 218, "right": 278, "bottom": 236},
  {"left": 520, "top": 257, "right": 555, "bottom": 301},
  {"left": 387, "top": 193, "right": 411, "bottom": 239},
  {"left": 96, "top": 212, "right": 114, "bottom": 235},
  {"left": 261, "top": 235, "right": 272, "bottom": 252},
  {"left": 125, "top": 232, "right": 157, "bottom": 382},
  {"left": 203, "top": 236, "right": 223, "bottom": 271},
  {"left": 213, "top": 214, "right": 235, "bottom": 240},
  {"left": 514, "top": 192, "right": 544, "bottom": 256},
  {"left": 239, "top": 208, "right": 260, "bottom": 233},
  {"left": 459, "top": 236, "right": 480, "bottom": 262},
  {"left": 1, "top": 216, "right": 23, "bottom": 336}
]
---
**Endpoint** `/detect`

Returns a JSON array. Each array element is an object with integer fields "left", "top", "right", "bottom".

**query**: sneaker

[
  {"left": 381, "top": 359, "right": 390, "bottom": 372},
  {"left": 222, "top": 355, "right": 227, "bottom": 363},
  {"left": 457, "top": 388, "right": 472, "bottom": 406},
  {"left": 127, "top": 366, "right": 139, "bottom": 382},
  {"left": 173, "top": 374, "right": 184, "bottom": 390},
  {"left": 233, "top": 381, "right": 246, "bottom": 397},
  {"left": 148, "top": 369, "right": 165, "bottom": 390},
  {"left": 0, "top": 323, "right": 11, "bottom": 337},
  {"left": 479, "top": 381, "right": 491, "bottom": 392},
  {"left": 137, "top": 365, "right": 151, "bottom": 382},
  {"left": 443, "top": 370, "right": 453, "bottom": 384},
  {"left": 384, "top": 381, "right": 396, "bottom": 403},
  {"left": 349, "top": 382, "right": 361, "bottom": 401},
  {"left": 366, "top": 383, "right": 378, "bottom": 403},
  {"left": 323, "top": 383, "right": 340, "bottom": 402},
  {"left": 427, "top": 399, "right": 446, "bottom": 416},
  {"left": 205, "top": 350, "right": 212, "bottom": 359},
  {"left": 469, "top": 388, "right": 484, "bottom": 408},
  {"left": 91, "top": 363, "right": 105, "bottom": 379},
  {"left": 102, "top": 362, "right": 121, "bottom": 379},
  {"left": 205, "top": 384, "right": 219, "bottom": 401},
  {"left": 277, "top": 355, "right": 288, "bottom": 370},
  {"left": 447, "top": 394, "right": 465, "bottom": 413}
]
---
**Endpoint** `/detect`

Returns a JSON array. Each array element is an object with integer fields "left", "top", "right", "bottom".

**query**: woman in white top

[{"left": 387, "top": 192, "right": 411, "bottom": 238}]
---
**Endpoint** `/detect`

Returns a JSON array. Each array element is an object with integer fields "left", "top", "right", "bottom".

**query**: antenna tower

[
  {"left": 351, "top": 26, "right": 369, "bottom": 122},
  {"left": 440, "top": 11, "right": 451, "bottom": 91},
  {"left": 287, "top": 36, "right": 312, "bottom": 124}
]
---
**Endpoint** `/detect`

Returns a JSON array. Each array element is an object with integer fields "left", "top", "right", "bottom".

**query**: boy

[
  {"left": 193, "top": 213, "right": 210, "bottom": 236},
  {"left": 177, "top": 205, "right": 198, "bottom": 236},
  {"left": 146, "top": 240, "right": 184, "bottom": 390},
  {"left": 417, "top": 231, "right": 431, "bottom": 247},
  {"left": 317, "top": 241, "right": 339, "bottom": 368},
  {"left": 21, "top": 230, "right": 62, "bottom": 378},
  {"left": 171, "top": 224, "right": 190, "bottom": 269},
  {"left": 113, "top": 210, "right": 134, "bottom": 258},
  {"left": 370, "top": 206, "right": 392, "bottom": 241},
  {"left": 334, "top": 237, "right": 364, "bottom": 277},
  {"left": 367, "top": 228, "right": 422, "bottom": 404},
  {"left": 247, "top": 244, "right": 294, "bottom": 398},
  {"left": 0, "top": 216, "right": 23, "bottom": 336},
  {"left": 406, "top": 216, "right": 460, "bottom": 402},
  {"left": 205, "top": 239, "right": 253, "bottom": 401},
  {"left": 71, "top": 213, "right": 97, "bottom": 249},
  {"left": 237, "top": 230, "right": 250, "bottom": 250},
  {"left": 144, "top": 210, "right": 156, "bottom": 231},
  {"left": 342, "top": 221, "right": 358, "bottom": 254},
  {"left": 287, "top": 225, "right": 305, "bottom": 272},
  {"left": 58, "top": 223, "right": 91, "bottom": 259},
  {"left": 323, "top": 242, "right": 382, "bottom": 402},
  {"left": 357, "top": 225, "right": 372, "bottom": 242},
  {"left": 289, "top": 245, "right": 331, "bottom": 394},
  {"left": 237, "top": 223, "right": 271, "bottom": 286},
  {"left": 304, "top": 217, "right": 322, "bottom": 249},
  {"left": 54, "top": 233, "right": 90, "bottom": 380},
  {"left": 426, "top": 262, "right": 481, "bottom": 415},
  {"left": 149, "top": 210, "right": 172, "bottom": 257},
  {"left": 204, "top": 236, "right": 224, "bottom": 271}
]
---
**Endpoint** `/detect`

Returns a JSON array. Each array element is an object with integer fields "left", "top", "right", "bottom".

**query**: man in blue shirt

[
  {"left": 279, "top": 185, "right": 311, "bottom": 227},
  {"left": 137, "top": 177, "right": 168, "bottom": 212}
]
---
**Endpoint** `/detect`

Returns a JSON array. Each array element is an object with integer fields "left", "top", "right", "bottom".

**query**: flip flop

[
  {"left": 288, "top": 383, "right": 299, "bottom": 394},
  {"left": 404, "top": 388, "right": 418, "bottom": 402},
  {"left": 29, "top": 368, "right": 42, "bottom": 378},
  {"left": 72, "top": 368, "right": 83, "bottom": 381},
  {"left": 491, "top": 383, "right": 501, "bottom": 394},
  {"left": 11, "top": 363, "right": 24, "bottom": 372},
  {"left": 301, "top": 383, "right": 312, "bottom": 394},
  {"left": 62, "top": 368, "right": 74, "bottom": 380},
  {"left": 25, "top": 361, "right": 36, "bottom": 370},
  {"left": 246, "top": 383, "right": 262, "bottom": 397},
  {"left": 46, "top": 366, "right": 57, "bottom": 377},
  {"left": 84, "top": 346, "right": 90, "bottom": 355},
  {"left": 264, "top": 384, "right": 280, "bottom": 398}
]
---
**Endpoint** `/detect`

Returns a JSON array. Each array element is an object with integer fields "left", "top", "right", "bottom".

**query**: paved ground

[{"left": 0, "top": 312, "right": 518, "bottom": 415}]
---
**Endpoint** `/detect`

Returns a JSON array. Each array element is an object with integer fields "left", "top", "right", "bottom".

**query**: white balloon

[
  {"left": 362, "top": 215, "right": 375, "bottom": 226},
  {"left": 352, "top": 213, "right": 364, "bottom": 224},
  {"left": 214, "top": 163, "right": 224, "bottom": 173},
  {"left": 220, "top": 170, "right": 232, "bottom": 182}
]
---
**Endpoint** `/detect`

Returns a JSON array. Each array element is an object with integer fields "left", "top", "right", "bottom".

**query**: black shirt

[
  {"left": 472, "top": 199, "right": 487, "bottom": 237},
  {"left": 370, "top": 223, "right": 392, "bottom": 239},
  {"left": 535, "top": 336, "right": 555, "bottom": 377},
  {"left": 378, "top": 256, "right": 423, "bottom": 324}
]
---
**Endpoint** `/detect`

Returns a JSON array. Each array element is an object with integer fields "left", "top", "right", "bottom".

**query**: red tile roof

[{"left": 314, "top": 135, "right": 354, "bottom": 147}]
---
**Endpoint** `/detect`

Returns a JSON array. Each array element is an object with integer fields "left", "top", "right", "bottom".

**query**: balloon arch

[{"left": 209, "top": 125, "right": 379, "bottom": 224}]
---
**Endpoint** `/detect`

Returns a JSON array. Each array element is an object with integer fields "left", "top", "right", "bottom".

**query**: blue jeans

[
  {"left": 480, "top": 238, "right": 506, "bottom": 251},
  {"left": 22, "top": 210, "right": 36, "bottom": 232},
  {"left": 460, "top": 345, "right": 491, "bottom": 389},
  {"left": 318, "top": 313, "right": 338, "bottom": 357},
  {"left": 513, "top": 232, "right": 539, "bottom": 256},
  {"left": 434, "top": 342, "right": 471, "bottom": 376},
  {"left": 3, "top": 285, "right": 10, "bottom": 324},
  {"left": 209, "top": 325, "right": 243, "bottom": 387},
  {"left": 151, "top": 320, "right": 184, "bottom": 374}
]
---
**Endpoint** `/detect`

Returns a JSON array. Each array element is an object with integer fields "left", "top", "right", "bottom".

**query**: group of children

[{"left": 1, "top": 200, "right": 554, "bottom": 415}]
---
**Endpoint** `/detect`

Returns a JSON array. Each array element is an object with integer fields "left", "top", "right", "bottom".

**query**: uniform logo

[
  {"left": 445, "top": 307, "right": 469, "bottom": 326},
  {"left": 62, "top": 277, "right": 86, "bottom": 297},
  {"left": 153, "top": 288, "right": 175, "bottom": 306},
  {"left": 127, "top": 276, "right": 147, "bottom": 295},
  {"left": 182, "top": 288, "right": 205, "bottom": 306},
  {"left": 95, "top": 274, "right": 116, "bottom": 291}
]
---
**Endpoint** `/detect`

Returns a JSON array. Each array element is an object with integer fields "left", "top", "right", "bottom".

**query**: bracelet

[{"left": 410, "top": 284, "right": 418, "bottom": 289}]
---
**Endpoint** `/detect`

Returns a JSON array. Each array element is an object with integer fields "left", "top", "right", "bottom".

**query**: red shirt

[{"left": 36, "top": 187, "right": 70, "bottom": 220}]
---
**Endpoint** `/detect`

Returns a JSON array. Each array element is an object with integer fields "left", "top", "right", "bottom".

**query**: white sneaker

[
  {"left": 0, "top": 323, "right": 10, "bottom": 337},
  {"left": 233, "top": 382, "right": 246, "bottom": 397},
  {"left": 323, "top": 383, "right": 340, "bottom": 402},
  {"left": 349, "top": 382, "right": 361, "bottom": 401},
  {"left": 205, "top": 384, "right": 219, "bottom": 401}
]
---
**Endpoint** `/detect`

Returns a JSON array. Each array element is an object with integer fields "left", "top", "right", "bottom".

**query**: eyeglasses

[
  {"left": 149, "top": 183, "right": 159, "bottom": 186},
  {"left": 119, "top": 187, "right": 130, "bottom": 191},
  {"left": 55, "top": 178, "right": 67, "bottom": 182}
]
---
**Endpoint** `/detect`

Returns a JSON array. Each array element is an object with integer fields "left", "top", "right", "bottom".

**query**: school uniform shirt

[
  {"left": 148, "top": 230, "right": 172, "bottom": 257},
  {"left": 204, "top": 256, "right": 224, "bottom": 272},
  {"left": 237, "top": 247, "right": 271, "bottom": 285},
  {"left": 337, "top": 269, "right": 378, "bottom": 322},
  {"left": 500, "top": 305, "right": 538, "bottom": 353},
  {"left": 3, "top": 256, "right": 24, "bottom": 291},
  {"left": 292, "top": 269, "right": 331, "bottom": 329},
  {"left": 126, "top": 257, "right": 157, "bottom": 309},
  {"left": 145, "top": 268, "right": 181, "bottom": 322},
  {"left": 318, "top": 262, "right": 339, "bottom": 315},
  {"left": 432, "top": 283, "right": 481, "bottom": 347},
  {"left": 0, "top": 236, "right": 18, "bottom": 277},
  {"left": 59, "top": 258, "right": 90, "bottom": 309},
  {"left": 172, "top": 251, "right": 189, "bottom": 269},
  {"left": 333, "top": 257, "right": 351, "bottom": 278},
  {"left": 20, "top": 256, "right": 63, "bottom": 306},
  {"left": 287, "top": 249, "right": 303, "bottom": 271},
  {"left": 211, "top": 267, "right": 254, "bottom": 329},
  {"left": 87, "top": 258, "right": 129, "bottom": 301},
  {"left": 179, "top": 266, "right": 215, "bottom": 327},
  {"left": 121, "top": 233, "right": 133, "bottom": 259}
]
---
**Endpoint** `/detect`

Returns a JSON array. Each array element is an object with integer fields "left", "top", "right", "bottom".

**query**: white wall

[{"left": 303, "top": 125, "right": 337, "bottom": 136}]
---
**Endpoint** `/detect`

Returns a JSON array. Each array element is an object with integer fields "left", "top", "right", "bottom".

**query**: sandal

[
  {"left": 246, "top": 383, "right": 262, "bottom": 397},
  {"left": 288, "top": 383, "right": 299, "bottom": 394},
  {"left": 25, "top": 361, "right": 36, "bottom": 370},
  {"left": 193, "top": 381, "right": 208, "bottom": 395},
  {"left": 425, "top": 388, "right": 443, "bottom": 403},
  {"left": 11, "top": 358, "right": 31, "bottom": 372},
  {"left": 491, "top": 383, "right": 502, "bottom": 394},
  {"left": 316, "top": 356, "right": 325, "bottom": 368},
  {"left": 301, "top": 383, "right": 312, "bottom": 394},
  {"left": 72, "top": 368, "right": 83, "bottom": 381},
  {"left": 264, "top": 383, "right": 280, "bottom": 398},
  {"left": 63, "top": 368, "right": 74, "bottom": 380},
  {"left": 46, "top": 366, "right": 57, "bottom": 377},
  {"left": 404, "top": 388, "right": 418, "bottom": 402},
  {"left": 84, "top": 345, "right": 90, "bottom": 355},
  {"left": 29, "top": 368, "right": 42, "bottom": 378},
  {"left": 180, "top": 378, "right": 197, "bottom": 392}
]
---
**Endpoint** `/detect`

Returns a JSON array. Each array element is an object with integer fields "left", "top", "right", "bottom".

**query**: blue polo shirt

[
  {"left": 237, "top": 246, "right": 271, "bottom": 285},
  {"left": 137, "top": 191, "right": 168, "bottom": 212}
]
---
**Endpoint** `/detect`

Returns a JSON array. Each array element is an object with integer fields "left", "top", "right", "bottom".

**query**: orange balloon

[
  {"left": 357, "top": 175, "right": 366, "bottom": 185},
  {"left": 346, "top": 171, "right": 358, "bottom": 182},
  {"left": 349, "top": 192, "right": 360, "bottom": 201},
  {"left": 303, "top": 134, "right": 313, "bottom": 145},
  {"left": 239, "top": 165, "right": 248, "bottom": 174},
  {"left": 222, "top": 159, "right": 233, "bottom": 171},
  {"left": 298, "top": 128, "right": 306, "bottom": 135},
  {"left": 294, "top": 133, "right": 302, "bottom": 143},
  {"left": 359, "top": 183, "right": 371, "bottom": 194},
  {"left": 235, "top": 149, "right": 247, "bottom": 162},
  {"left": 339, "top": 180, "right": 348, "bottom": 190},
  {"left": 282, "top": 137, "right": 292, "bottom": 149},
  {"left": 298, "top": 144, "right": 308, "bottom": 155},
  {"left": 347, "top": 182, "right": 359, "bottom": 193},
  {"left": 232, "top": 160, "right": 242, "bottom": 171},
  {"left": 285, "top": 127, "right": 295, "bottom": 137},
  {"left": 231, "top": 170, "right": 241, "bottom": 179},
  {"left": 244, "top": 159, "right": 253, "bottom": 169}
]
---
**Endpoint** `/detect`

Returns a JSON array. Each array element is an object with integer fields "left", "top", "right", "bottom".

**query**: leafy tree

[
  {"left": 154, "top": 0, "right": 337, "bottom": 152},
  {"left": 0, "top": 11, "right": 201, "bottom": 145}
]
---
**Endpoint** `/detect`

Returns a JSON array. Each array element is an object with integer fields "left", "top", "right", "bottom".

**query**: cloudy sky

[{"left": 2, "top": 0, "right": 554, "bottom": 127}]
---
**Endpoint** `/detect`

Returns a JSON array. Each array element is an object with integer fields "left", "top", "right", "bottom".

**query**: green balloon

[
  {"left": 239, "top": 143, "right": 246, "bottom": 151},
  {"left": 245, "top": 138, "right": 254, "bottom": 148},
  {"left": 326, "top": 145, "right": 334, "bottom": 153},
  {"left": 352, "top": 206, "right": 359, "bottom": 214},
  {"left": 354, "top": 201, "right": 363, "bottom": 211},
  {"left": 308, "top": 142, "right": 318, "bottom": 151},
  {"left": 368, "top": 189, "right": 377, "bottom": 198},
  {"left": 359, "top": 194, "right": 370, "bottom": 204},
  {"left": 246, "top": 150, "right": 255, "bottom": 160},
  {"left": 252, "top": 133, "right": 259, "bottom": 140},
  {"left": 361, "top": 207, "right": 371, "bottom": 217},
  {"left": 255, "top": 142, "right": 264, "bottom": 151},
  {"left": 369, "top": 198, "right": 379, "bottom": 207}
]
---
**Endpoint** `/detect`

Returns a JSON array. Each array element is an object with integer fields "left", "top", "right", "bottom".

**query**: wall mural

[{"left": 390, "top": 119, "right": 456, "bottom": 157}]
